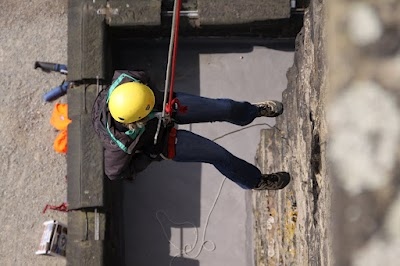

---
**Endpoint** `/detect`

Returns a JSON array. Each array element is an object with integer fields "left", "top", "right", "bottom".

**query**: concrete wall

[{"left": 253, "top": 0, "right": 330, "bottom": 265}]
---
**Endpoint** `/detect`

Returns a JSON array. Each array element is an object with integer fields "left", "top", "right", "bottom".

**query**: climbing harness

[{"left": 154, "top": 0, "right": 183, "bottom": 146}]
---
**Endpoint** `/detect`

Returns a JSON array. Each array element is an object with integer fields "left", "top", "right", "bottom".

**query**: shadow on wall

[{"left": 111, "top": 37, "right": 294, "bottom": 266}]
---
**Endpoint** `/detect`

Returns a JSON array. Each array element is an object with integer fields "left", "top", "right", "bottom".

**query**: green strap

[
  {"left": 106, "top": 113, "right": 156, "bottom": 154},
  {"left": 124, "top": 111, "right": 156, "bottom": 138},
  {"left": 106, "top": 121, "right": 130, "bottom": 153},
  {"left": 124, "top": 126, "right": 145, "bottom": 139},
  {"left": 106, "top": 73, "right": 139, "bottom": 103},
  {"left": 105, "top": 73, "right": 141, "bottom": 153}
]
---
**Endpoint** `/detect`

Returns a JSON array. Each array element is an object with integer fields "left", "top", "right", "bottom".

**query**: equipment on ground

[
  {"left": 34, "top": 61, "right": 68, "bottom": 75},
  {"left": 34, "top": 61, "right": 70, "bottom": 102},
  {"left": 43, "top": 81, "right": 70, "bottom": 102}
]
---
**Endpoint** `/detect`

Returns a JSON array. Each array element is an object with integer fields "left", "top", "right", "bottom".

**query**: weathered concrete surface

[
  {"left": 67, "top": 0, "right": 107, "bottom": 82},
  {"left": 253, "top": 0, "right": 331, "bottom": 265},
  {"left": 198, "top": 0, "right": 290, "bottom": 25},
  {"left": 327, "top": 0, "right": 400, "bottom": 265},
  {"left": 107, "top": 0, "right": 162, "bottom": 26}
]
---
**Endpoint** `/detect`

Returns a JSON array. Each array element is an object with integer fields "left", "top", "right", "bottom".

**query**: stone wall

[
  {"left": 253, "top": 0, "right": 331, "bottom": 265},
  {"left": 253, "top": 0, "right": 400, "bottom": 265}
]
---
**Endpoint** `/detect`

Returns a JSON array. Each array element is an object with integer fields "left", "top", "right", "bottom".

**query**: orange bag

[
  {"left": 50, "top": 103, "right": 71, "bottom": 154},
  {"left": 50, "top": 103, "right": 71, "bottom": 131},
  {"left": 53, "top": 130, "right": 68, "bottom": 154}
]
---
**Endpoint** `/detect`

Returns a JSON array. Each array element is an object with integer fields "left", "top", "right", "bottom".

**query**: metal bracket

[{"left": 94, "top": 208, "right": 100, "bottom": 240}]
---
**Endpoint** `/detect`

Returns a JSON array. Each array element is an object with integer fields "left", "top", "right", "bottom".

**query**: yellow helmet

[{"left": 108, "top": 82, "right": 155, "bottom": 123}]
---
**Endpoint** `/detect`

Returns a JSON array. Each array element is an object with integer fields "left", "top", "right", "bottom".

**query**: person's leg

[
  {"left": 172, "top": 129, "right": 261, "bottom": 189},
  {"left": 174, "top": 92, "right": 259, "bottom": 126}
]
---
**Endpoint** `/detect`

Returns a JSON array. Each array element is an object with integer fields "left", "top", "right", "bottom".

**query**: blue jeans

[{"left": 172, "top": 92, "right": 261, "bottom": 189}]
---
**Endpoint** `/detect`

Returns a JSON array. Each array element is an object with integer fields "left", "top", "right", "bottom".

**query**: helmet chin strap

[{"left": 154, "top": 0, "right": 182, "bottom": 145}]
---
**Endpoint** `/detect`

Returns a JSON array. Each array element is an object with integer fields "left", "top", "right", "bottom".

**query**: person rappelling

[{"left": 91, "top": 0, "right": 291, "bottom": 191}]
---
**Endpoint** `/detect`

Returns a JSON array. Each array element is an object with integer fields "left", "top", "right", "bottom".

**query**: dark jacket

[{"left": 92, "top": 70, "right": 171, "bottom": 180}]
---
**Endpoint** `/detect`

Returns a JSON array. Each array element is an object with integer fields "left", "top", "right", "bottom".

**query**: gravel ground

[{"left": 0, "top": 1, "right": 68, "bottom": 265}]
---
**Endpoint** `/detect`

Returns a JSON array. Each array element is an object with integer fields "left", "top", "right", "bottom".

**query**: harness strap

[
  {"left": 106, "top": 73, "right": 139, "bottom": 103},
  {"left": 105, "top": 73, "right": 149, "bottom": 154},
  {"left": 167, "top": 127, "right": 177, "bottom": 159}
]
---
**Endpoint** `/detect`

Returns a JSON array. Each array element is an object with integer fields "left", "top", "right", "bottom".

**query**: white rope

[{"left": 156, "top": 177, "right": 226, "bottom": 266}]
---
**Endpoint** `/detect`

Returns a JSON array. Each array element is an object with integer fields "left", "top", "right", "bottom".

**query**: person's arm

[{"left": 104, "top": 147, "right": 134, "bottom": 180}]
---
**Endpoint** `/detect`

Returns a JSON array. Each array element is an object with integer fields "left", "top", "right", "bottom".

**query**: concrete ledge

[
  {"left": 107, "top": 0, "right": 161, "bottom": 27},
  {"left": 67, "top": 84, "right": 105, "bottom": 210},
  {"left": 68, "top": 0, "right": 107, "bottom": 81},
  {"left": 67, "top": 240, "right": 104, "bottom": 266},
  {"left": 198, "top": 0, "right": 290, "bottom": 25}
]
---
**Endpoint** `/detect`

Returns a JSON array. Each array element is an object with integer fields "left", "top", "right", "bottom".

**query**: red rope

[
  {"left": 42, "top": 202, "right": 68, "bottom": 214},
  {"left": 167, "top": 0, "right": 182, "bottom": 115},
  {"left": 41, "top": 177, "right": 68, "bottom": 214}
]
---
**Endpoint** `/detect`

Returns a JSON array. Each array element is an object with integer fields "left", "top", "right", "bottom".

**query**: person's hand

[
  {"left": 153, "top": 112, "right": 163, "bottom": 119},
  {"left": 153, "top": 112, "right": 171, "bottom": 125}
]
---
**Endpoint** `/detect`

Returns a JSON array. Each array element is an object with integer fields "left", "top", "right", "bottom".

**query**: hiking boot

[
  {"left": 253, "top": 100, "right": 284, "bottom": 117},
  {"left": 254, "top": 172, "right": 291, "bottom": 190}
]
